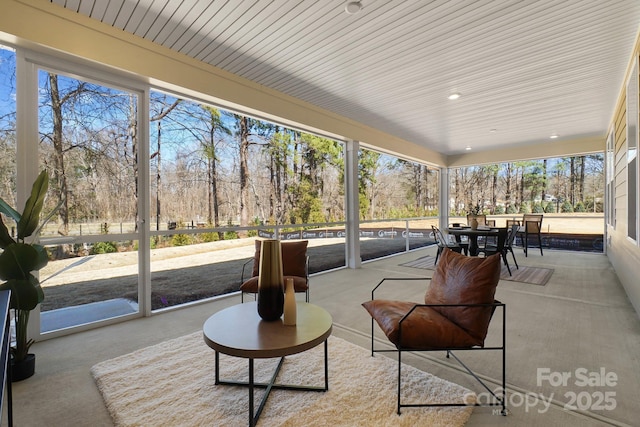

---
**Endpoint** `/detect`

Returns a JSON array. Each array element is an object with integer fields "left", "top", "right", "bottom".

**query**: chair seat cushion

[
  {"left": 240, "top": 276, "right": 308, "bottom": 293},
  {"left": 362, "top": 300, "right": 482, "bottom": 349}
]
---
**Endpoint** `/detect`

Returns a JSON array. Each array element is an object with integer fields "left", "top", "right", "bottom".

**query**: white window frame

[
  {"left": 626, "top": 58, "right": 639, "bottom": 244},
  {"left": 606, "top": 129, "right": 615, "bottom": 229},
  {"left": 17, "top": 49, "right": 150, "bottom": 339}
]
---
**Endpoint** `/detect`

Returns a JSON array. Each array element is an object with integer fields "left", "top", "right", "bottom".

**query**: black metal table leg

[
  {"left": 216, "top": 339, "right": 329, "bottom": 426},
  {"left": 214, "top": 350, "right": 219, "bottom": 384},
  {"left": 249, "top": 358, "right": 254, "bottom": 427},
  {"left": 324, "top": 339, "right": 329, "bottom": 391}
]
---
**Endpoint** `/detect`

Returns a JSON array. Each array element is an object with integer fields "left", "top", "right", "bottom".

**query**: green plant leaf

[
  {"left": 31, "top": 244, "right": 49, "bottom": 271},
  {"left": 0, "top": 243, "right": 40, "bottom": 281},
  {"left": 0, "top": 196, "right": 20, "bottom": 223},
  {"left": 17, "top": 170, "right": 49, "bottom": 240},
  {"left": 11, "top": 308, "right": 33, "bottom": 362},
  {"left": 0, "top": 275, "right": 42, "bottom": 311},
  {"left": 0, "top": 215, "right": 16, "bottom": 249}
]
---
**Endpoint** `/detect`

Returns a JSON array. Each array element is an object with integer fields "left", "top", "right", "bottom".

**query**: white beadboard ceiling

[{"left": 51, "top": 0, "right": 640, "bottom": 156}]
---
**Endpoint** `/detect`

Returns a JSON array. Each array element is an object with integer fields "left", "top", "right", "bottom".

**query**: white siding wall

[{"left": 608, "top": 33, "right": 640, "bottom": 318}]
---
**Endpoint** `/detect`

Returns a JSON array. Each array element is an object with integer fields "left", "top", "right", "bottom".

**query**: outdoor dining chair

[
  {"left": 431, "top": 225, "right": 467, "bottom": 264},
  {"left": 480, "top": 225, "right": 519, "bottom": 275},
  {"left": 519, "top": 214, "right": 544, "bottom": 256},
  {"left": 466, "top": 214, "right": 496, "bottom": 227}
]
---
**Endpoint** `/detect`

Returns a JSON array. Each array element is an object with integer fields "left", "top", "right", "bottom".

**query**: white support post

[
  {"left": 344, "top": 140, "right": 361, "bottom": 269},
  {"left": 15, "top": 52, "right": 39, "bottom": 214},
  {"left": 138, "top": 89, "right": 152, "bottom": 316},
  {"left": 439, "top": 167, "right": 450, "bottom": 231},
  {"left": 16, "top": 52, "right": 42, "bottom": 341}
]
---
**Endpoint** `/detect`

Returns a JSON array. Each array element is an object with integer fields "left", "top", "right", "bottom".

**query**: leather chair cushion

[
  {"left": 251, "top": 240, "right": 308, "bottom": 277},
  {"left": 425, "top": 248, "right": 501, "bottom": 343},
  {"left": 281, "top": 240, "right": 308, "bottom": 277},
  {"left": 362, "top": 300, "right": 480, "bottom": 349}
]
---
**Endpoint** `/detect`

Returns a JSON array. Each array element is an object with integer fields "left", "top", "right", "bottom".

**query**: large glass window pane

[
  {"left": 148, "top": 90, "right": 346, "bottom": 309},
  {"left": 38, "top": 71, "right": 139, "bottom": 237},
  {"left": 450, "top": 156, "right": 605, "bottom": 252},
  {"left": 357, "top": 147, "right": 439, "bottom": 260},
  {"left": 37, "top": 69, "right": 140, "bottom": 331}
]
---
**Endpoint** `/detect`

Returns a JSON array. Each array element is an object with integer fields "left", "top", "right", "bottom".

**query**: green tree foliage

[
  {"left": 450, "top": 155, "right": 603, "bottom": 216},
  {"left": 199, "top": 105, "right": 231, "bottom": 230},
  {"left": 290, "top": 180, "right": 323, "bottom": 223},
  {"left": 357, "top": 150, "right": 381, "bottom": 220},
  {"left": 90, "top": 241, "right": 118, "bottom": 254},
  {"left": 171, "top": 233, "right": 191, "bottom": 246},
  {"left": 224, "top": 230, "right": 238, "bottom": 240},
  {"left": 393, "top": 159, "right": 439, "bottom": 214},
  {"left": 522, "top": 161, "right": 545, "bottom": 201},
  {"left": 282, "top": 132, "right": 341, "bottom": 224},
  {"left": 264, "top": 129, "right": 293, "bottom": 224},
  {"left": 226, "top": 125, "right": 345, "bottom": 227},
  {"left": 561, "top": 201, "right": 574, "bottom": 213}
]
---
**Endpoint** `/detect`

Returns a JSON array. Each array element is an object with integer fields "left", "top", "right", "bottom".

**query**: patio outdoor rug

[
  {"left": 401, "top": 255, "right": 554, "bottom": 286},
  {"left": 92, "top": 332, "right": 474, "bottom": 426}
]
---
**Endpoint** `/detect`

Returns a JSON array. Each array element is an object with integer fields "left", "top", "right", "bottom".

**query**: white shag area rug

[{"left": 91, "top": 332, "right": 474, "bottom": 426}]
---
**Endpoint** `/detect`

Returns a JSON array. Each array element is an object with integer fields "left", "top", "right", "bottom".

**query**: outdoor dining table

[{"left": 447, "top": 226, "right": 501, "bottom": 256}]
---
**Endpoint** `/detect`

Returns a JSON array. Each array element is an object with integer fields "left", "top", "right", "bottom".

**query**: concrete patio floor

[{"left": 9, "top": 246, "right": 640, "bottom": 426}]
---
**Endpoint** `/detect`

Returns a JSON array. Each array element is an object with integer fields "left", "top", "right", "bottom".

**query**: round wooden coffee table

[{"left": 203, "top": 302, "right": 332, "bottom": 426}]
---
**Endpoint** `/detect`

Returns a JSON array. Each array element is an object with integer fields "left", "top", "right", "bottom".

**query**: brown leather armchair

[
  {"left": 362, "top": 248, "right": 506, "bottom": 415},
  {"left": 239, "top": 240, "right": 310, "bottom": 302}
]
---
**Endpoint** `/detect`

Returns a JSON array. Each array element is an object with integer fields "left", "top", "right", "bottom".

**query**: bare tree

[
  {"left": 46, "top": 74, "right": 72, "bottom": 237},
  {"left": 237, "top": 115, "right": 250, "bottom": 235},
  {"left": 150, "top": 97, "right": 181, "bottom": 230}
]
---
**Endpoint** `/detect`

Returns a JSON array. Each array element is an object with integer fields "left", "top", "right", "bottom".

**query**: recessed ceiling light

[
  {"left": 490, "top": 129, "right": 497, "bottom": 133},
  {"left": 550, "top": 134, "right": 559, "bottom": 139},
  {"left": 344, "top": 1, "right": 363, "bottom": 14},
  {"left": 465, "top": 146, "right": 472, "bottom": 151},
  {"left": 448, "top": 92, "right": 461, "bottom": 100}
]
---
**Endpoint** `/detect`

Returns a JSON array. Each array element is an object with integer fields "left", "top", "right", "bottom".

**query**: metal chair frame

[
  {"left": 520, "top": 214, "right": 544, "bottom": 257},
  {"left": 432, "top": 225, "right": 467, "bottom": 264},
  {"left": 479, "top": 225, "right": 519, "bottom": 276},
  {"left": 368, "top": 277, "right": 507, "bottom": 416},
  {"left": 504, "top": 224, "right": 520, "bottom": 270}
]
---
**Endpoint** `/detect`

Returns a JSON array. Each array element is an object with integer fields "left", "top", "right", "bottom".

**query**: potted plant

[
  {"left": 0, "top": 170, "right": 59, "bottom": 381},
  {"left": 467, "top": 203, "right": 482, "bottom": 230}
]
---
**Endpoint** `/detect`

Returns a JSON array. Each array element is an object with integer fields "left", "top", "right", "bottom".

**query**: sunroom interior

[{"left": 2, "top": 1, "right": 640, "bottom": 426}]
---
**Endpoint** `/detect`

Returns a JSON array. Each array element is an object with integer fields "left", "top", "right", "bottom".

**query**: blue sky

[{"left": 0, "top": 46, "right": 16, "bottom": 129}]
